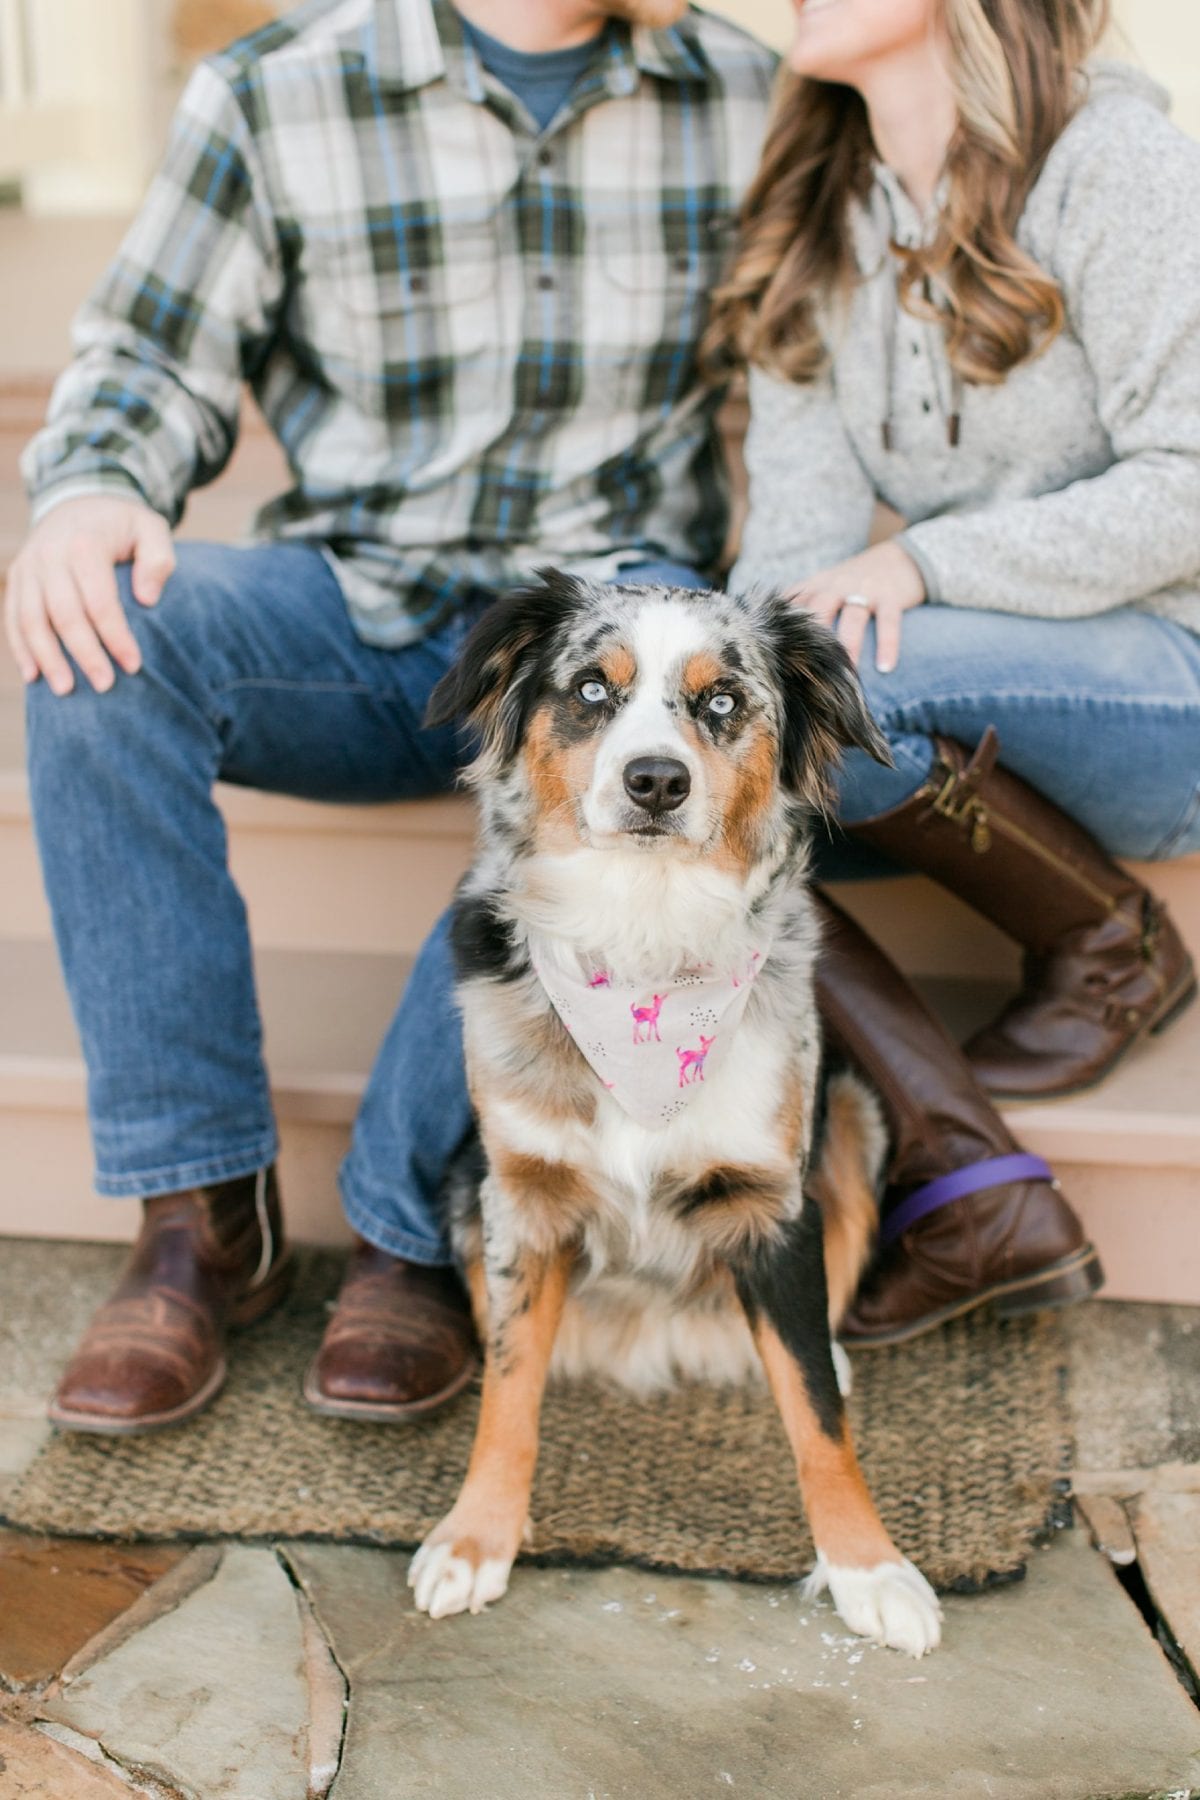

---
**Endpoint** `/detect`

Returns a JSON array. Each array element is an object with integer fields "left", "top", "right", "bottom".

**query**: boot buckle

[
  {"left": 929, "top": 772, "right": 992, "bottom": 852},
  {"left": 925, "top": 728, "right": 1001, "bottom": 852}
]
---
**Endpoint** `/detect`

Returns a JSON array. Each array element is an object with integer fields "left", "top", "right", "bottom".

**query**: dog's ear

[
  {"left": 425, "top": 569, "right": 586, "bottom": 763},
  {"left": 761, "top": 595, "right": 893, "bottom": 807}
]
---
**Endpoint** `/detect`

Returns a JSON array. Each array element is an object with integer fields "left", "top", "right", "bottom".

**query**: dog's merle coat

[{"left": 407, "top": 573, "right": 942, "bottom": 1656}]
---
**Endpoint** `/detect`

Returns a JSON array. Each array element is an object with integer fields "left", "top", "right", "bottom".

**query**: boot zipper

[{"left": 928, "top": 775, "right": 1116, "bottom": 912}]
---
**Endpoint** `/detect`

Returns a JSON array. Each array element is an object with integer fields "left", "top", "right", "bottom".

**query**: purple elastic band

[{"left": 878, "top": 1153, "right": 1055, "bottom": 1249}]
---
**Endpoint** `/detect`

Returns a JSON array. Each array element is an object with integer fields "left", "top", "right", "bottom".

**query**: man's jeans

[{"left": 25, "top": 540, "right": 707, "bottom": 1265}]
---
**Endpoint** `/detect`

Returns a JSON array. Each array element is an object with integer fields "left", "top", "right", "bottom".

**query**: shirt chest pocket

[
  {"left": 299, "top": 225, "right": 500, "bottom": 412},
  {"left": 595, "top": 214, "right": 733, "bottom": 396}
]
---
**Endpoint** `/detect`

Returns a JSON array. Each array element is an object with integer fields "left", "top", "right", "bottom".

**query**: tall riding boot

[
  {"left": 813, "top": 894, "right": 1103, "bottom": 1348},
  {"left": 849, "top": 728, "right": 1195, "bottom": 1100},
  {"left": 49, "top": 1167, "right": 293, "bottom": 1433}
]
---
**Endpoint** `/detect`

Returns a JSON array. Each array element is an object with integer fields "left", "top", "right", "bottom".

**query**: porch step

[
  {"left": 3, "top": 685, "right": 1198, "bottom": 970},
  {"left": 1, "top": 935, "right": 1197, "bottom": 1302}
]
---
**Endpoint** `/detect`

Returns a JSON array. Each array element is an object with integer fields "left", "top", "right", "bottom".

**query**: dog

[{"left": 409, "top": 571, "right": 942, "bottom": 1657}]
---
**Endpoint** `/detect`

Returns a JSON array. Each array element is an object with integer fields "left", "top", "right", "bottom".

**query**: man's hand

[
  {"left": 787, "top": 541, "right": 926, "bottom": 673},
  {"left": 4, "top": 495, "right": 175, "bottom": 696}
]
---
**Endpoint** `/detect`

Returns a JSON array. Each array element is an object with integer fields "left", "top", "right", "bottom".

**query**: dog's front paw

[
  {"left": 802, "top": 1552, "right": 942, "bottom": 1657},
  {"left": 408, "top": 1527, "right": 515, "bottom": 1621}
]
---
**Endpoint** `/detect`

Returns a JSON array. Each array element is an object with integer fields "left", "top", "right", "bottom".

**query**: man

[{"left": 7, "top": 0, "right": 775, "bottom": 1431}]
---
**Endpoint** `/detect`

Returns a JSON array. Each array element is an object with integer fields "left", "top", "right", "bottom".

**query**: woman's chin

[{"left": 786, "top": 36, "right": 859, "bottom": 84}]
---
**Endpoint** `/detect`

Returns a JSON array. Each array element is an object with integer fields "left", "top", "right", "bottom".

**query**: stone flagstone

[
  {"left": 286, "top": 1534, "right": 1200, "bottom": 1800},
  {"left": 295, "top": 1574, "right": 348, "bottom": 1799},
  {"left": 41, "top": 1544, "right": 311, "bottom": 1800},
  {"left": 0, "top": 1530, "right": 184, "bottom": 1691},
  {"left": 1128, "top": 1488, "right": 1200, "bottom": 1683},
  {"left": 0, "top": 1718, "right": 138, "bottom": 1798}
]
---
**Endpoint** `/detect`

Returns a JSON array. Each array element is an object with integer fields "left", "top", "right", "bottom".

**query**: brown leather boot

[
  {"left": 813, "top": 895, "right": 1103, "bottom": 1348},
  {"left": 49, "top": 1167, "right": 293, "bottom": 1434},
  {"left": 304, "top": 1241, "right": 478, "bottom": 1421},
  {"left": 849, "top": 728, "right": 1196, "bottom": 1100}
]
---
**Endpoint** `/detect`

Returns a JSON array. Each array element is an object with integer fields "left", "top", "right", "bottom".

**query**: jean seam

[
  {"left": 214, "top": 678, "right": 428, "bottom": 701},
  {"left": 92, "top": 1132, "right": 279, "bottom": 1198},
  {"left": 878, "top": 692, "right": 1200, "bottom": 725}
]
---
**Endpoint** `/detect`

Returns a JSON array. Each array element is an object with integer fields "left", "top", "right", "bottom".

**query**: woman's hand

[{"left": 786, "top": 542, "right": 926, "bottom": 673}]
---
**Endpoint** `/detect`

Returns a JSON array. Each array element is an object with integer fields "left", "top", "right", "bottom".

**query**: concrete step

[
  {"left": 1, "top": 935, "right": 1197, "bottom": 1302},
  {"left": 3, "top": 684, "right": 1198, "bottom": 970}
]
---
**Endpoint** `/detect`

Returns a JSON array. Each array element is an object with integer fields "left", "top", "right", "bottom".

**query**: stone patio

[{"left": 1, "top": 1241, "right": 1199, "bottom": 1799}]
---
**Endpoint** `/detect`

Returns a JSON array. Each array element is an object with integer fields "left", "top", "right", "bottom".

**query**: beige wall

[{"left": 710, "top": 0, "right": 1200, "bottom": 138}]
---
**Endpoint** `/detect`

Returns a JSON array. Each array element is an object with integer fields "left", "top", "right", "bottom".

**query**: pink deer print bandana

[{"left": 529, "top": 942, "right": 771, "bottom": 1129}]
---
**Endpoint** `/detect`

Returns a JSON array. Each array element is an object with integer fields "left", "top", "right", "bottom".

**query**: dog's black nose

[{"left": 623, "top": 756, "right": 691, "bottom": 813}]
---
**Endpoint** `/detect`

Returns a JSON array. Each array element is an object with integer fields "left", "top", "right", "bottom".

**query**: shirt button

[
  {"left": 538, "top": 147, "right": 553, "bottom": 167},
  {"left": 537, "top": 273, "right": 554, "bottom": 291},
  {"left": 922, "top": 399, "right": 932, "bottom": 413},
  {"left": 672, "top": 254, "right": 691, "bottom": 274},
  {"left": 409, "top": 274, "right": 428, "bottom": 295}
]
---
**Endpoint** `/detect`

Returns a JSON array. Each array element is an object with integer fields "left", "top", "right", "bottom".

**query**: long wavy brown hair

[{"left": 705, "top": 0, "right": 1111, "bottom": 387}]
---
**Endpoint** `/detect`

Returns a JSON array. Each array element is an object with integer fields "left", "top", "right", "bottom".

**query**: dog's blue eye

[
  {"left": 708, "top": 693, "right": 737, "bottom": 717},
  {"left": 579, "top": 680, "right": 609, "bottom": 705}
]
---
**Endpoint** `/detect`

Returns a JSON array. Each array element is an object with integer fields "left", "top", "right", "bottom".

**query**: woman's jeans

[
  {"left": 28, "top": 557, "right": 1200, "bottom": 1263},
  {"left": 25, "top": 540, "right": 707, "bottom": 1263}
]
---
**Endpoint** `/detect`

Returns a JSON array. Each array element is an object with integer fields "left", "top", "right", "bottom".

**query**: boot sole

[
  {"left": 980, "top": 973, "right": 1197, "bottom": 1105},
  {"left": 840, "top": 1243, "right": 1105, "bottom": 1352},
  {"left": 302, "top": 1354, "right": 479, "bottom": 1423},
  {"left": 46, "top": 1252, "right": 296, "bottom": 1436}
]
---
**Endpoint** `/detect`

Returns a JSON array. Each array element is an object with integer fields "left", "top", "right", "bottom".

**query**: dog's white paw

[
  {"left": 831, "top": 1341, "right": 852, "bottom": 1398},
  {"left": 802, "top": 1552, "right": 942, "bottom": 1657},
  {"left": 408, "top": 1537, "right": 513, "bottom": 1620}
]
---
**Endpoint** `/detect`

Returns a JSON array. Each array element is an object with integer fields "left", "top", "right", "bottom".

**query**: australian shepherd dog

[{"left": 410, "top": 572, "right": 942, "bottom": 1657}]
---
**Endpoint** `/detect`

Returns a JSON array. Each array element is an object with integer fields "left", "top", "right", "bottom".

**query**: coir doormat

[{"left": 3, "top": 1251, "right": 1069, "bottom": 1591}]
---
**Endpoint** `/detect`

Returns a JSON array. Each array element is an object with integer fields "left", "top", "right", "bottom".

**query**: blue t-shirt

[{"left": 460, "top": 15, "right": 608, "bottom": 133}]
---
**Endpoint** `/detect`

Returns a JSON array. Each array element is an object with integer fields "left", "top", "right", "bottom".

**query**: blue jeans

[
  {"left": 26, "top": 542, "right": 706, "bottom": 1263},
  {"left": 377, "top": 598, "right": 1200, "bottom": 1261},
  {"left": 835, "top": 604, "right": 1200, "bottom": 857}
]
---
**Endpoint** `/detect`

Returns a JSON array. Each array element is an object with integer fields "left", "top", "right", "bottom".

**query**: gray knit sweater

[{"left": 732, "top": 63, "right": 1200, "bottom": 636}]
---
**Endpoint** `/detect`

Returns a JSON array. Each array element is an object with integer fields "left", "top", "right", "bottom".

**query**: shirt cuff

[
  {"left": 895, "top": 528, "right": 944, "bottom": 604},
  {"left": 28, "top": 472, "right": 152, "bottom": 527}
]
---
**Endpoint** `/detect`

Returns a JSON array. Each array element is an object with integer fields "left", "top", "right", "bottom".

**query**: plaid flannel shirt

[{"left": 22, "top": 0, "right": 776, "bottom": 644}]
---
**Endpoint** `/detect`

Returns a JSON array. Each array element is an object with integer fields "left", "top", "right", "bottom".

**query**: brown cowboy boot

[
  {"left": 305, "top": 1241, "right": 478, "bottom": 1421},
  {"left": 849, "top": 728, "right": 1196, "bottom": 1100},
  {"left": 813, "top": 894, "right": 1103, "bottom": 1348},
  {"left": 49, "top": 1167, "right": 293, "bottom": 1434}
]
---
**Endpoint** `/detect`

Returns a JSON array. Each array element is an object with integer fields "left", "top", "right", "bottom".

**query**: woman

[{"left": 710, "top": 0, "right": 1200, "bottom": 1343}]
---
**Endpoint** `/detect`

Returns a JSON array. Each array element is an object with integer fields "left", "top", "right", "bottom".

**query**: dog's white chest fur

[{"left": 500, "top": 958, "right": 806, "bottom": 1392}]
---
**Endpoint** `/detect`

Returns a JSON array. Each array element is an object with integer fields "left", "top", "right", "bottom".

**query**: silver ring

[{"left": 842, "top": 593, "right": 872, "bottom": 610}]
